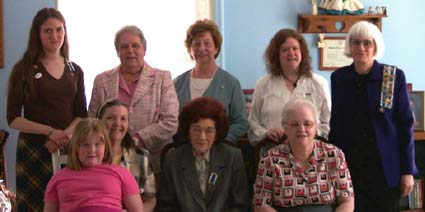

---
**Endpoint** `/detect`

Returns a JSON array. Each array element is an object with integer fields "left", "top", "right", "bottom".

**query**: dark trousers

[{"left": 347, "top": 137, "right": 400, "bottom": 212}]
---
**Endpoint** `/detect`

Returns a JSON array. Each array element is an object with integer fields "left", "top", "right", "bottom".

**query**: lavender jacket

[{"left": 88, "top": 63, "right": 179, "bottom": 173}]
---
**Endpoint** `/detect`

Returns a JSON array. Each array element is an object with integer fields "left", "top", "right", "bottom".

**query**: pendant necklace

[{"left": 282, "top": 72, "right": 299, "bottom": 88}]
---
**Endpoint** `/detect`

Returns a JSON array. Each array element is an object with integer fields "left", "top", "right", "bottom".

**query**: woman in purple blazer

[{"left": 329, "top": 21, "right": 418, "bottom": 212}]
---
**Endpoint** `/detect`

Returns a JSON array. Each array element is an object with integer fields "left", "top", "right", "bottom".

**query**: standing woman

[
  {"left": 174, "top": 19, "right": 248, "bottom": 144},
  {"left": 7, "top": 8, "right": 87, "bottom": 211},
  {"left": 248, "top": 29, "right": 330, "bottom": 153},
  {"left": 329, "top": 21, "right": 418, "bottom": 211},
  {"left": 88, "top": 25, "right": 179, "bottom": 176}
]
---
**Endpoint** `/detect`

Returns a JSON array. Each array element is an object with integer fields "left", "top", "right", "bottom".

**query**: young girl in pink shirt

[{"left": 43, "top": 118, "right": 143, "bottom": 212}]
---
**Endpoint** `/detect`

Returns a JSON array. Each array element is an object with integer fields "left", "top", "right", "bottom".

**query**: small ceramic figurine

[
  {"left": 317, "top": 33, "right": 326, "bottom": 48},
  {"left": 382, "top": 6, "right": 387, "bottom": 15},
  {"left": 368, "top": 6, "right": 374, "bottom": 14},
  {"left": 376, "top": 6, "right": 382, "bottom": 14}
]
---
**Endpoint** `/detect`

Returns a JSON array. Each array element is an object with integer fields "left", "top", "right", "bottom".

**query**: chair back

[{"left": 52, "top": 149, "right": 68, "bottom": 173}]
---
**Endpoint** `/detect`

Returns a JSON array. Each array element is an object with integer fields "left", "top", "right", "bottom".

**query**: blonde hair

[{"left": 67, "top": 118, "right": 113, "bottom": 170}]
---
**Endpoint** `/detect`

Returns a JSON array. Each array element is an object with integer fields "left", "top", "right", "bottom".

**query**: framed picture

[
  {"left": 319, "top": 37, "right": 353, "bottom": 71},
  {"left": 409, "top": 91, "right": 425, "bottom": 131}
]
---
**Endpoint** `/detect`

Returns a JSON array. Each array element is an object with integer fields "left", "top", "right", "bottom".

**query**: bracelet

[{"left": 46, "top": 129, "right": 54, "bottom": 138}]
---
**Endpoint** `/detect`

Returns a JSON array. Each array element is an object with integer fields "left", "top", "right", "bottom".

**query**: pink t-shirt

[{"left": 45, "top": 164, "right": 140, "bottom": 212}]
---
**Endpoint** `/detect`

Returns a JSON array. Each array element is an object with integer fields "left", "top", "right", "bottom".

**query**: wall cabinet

[{"left": 297, "top": 14, "right": 387, "bottom": 33}]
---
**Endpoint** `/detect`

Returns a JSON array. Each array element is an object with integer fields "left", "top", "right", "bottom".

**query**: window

[{"left": 58, "top": 0, "right": 213, "bottom": 102}]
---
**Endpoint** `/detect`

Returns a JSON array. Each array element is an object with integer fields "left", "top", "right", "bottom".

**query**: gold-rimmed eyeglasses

[{"left": 286, "top": 121, "right": 316, "bottom": 129}]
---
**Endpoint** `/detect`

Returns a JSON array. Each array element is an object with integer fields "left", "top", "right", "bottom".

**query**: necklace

[{"left": 282, "top": 72, "right": 299, "bottom": 88}]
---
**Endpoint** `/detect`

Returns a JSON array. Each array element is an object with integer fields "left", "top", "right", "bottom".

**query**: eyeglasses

[
  {"left": 287, "top": 121, "right": 316, "bottom": 129},
  {"left": 350, "top": 39, "right": 374, "bottom": 48},
  {"left": 190, "top": 126, "right": 216, "bottom": 136}
]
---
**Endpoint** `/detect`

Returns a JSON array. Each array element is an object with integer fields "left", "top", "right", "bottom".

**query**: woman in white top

[{"left": 248, "top": 29, "right": 331, "bottom": 154}]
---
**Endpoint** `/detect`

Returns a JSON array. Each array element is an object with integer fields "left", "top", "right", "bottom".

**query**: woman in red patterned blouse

[{"left": 253, "top": 99, "right": 354, "bottom": 212}]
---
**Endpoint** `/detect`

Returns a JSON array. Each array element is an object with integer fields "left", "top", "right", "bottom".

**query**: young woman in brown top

[{"left": 7, "top": 8, "right": 87, "bottom": 211}]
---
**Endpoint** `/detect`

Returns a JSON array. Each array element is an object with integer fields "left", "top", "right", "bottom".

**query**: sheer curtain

[{"left": 57, "top": 0, "right": 213, "bottom": 103}]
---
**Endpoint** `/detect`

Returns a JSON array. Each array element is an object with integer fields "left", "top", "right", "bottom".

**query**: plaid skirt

[{"left": 16, "top": 137, "right": 53, "bottom": 212}]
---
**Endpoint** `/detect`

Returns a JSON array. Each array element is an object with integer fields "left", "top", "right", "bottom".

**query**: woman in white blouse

[{"left": 248, "top": 29, "right": 331, "bottom": 154}]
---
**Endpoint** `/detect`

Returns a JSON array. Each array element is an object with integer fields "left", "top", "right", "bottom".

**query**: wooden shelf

[
  {"left": 415, "top": 131, "right": 425, "bottom": 141},
  {"left": 298, "top": 14, "right": 387, "bottom": 33}
]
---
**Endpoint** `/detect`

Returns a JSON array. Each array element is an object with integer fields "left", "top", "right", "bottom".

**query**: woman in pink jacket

[{"left": 88, "top": 25, "right": 179, "bottom": 176}]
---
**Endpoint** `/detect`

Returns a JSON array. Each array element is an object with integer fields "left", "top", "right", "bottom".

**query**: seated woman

[
  {"left": 43, "top": 118, "right": 143, "bottom": 212},
  {"left": 253, "top": 99, "right": 354, "bottom": 212},
  {"left": 97, "top": 99, "right": 156, "bottom": 212},
  {"left": 158, "top": 97, "right": 249, "bottom": 211}
]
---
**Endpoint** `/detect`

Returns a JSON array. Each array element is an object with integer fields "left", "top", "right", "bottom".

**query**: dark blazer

[
  {"left": 329, "top": 60, "right": 418, "bottom": 187},
  {"left": 158, "top": 142, "right": 249, "bottom": 212}
]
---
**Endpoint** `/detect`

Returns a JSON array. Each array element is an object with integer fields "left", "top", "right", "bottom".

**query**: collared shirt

[
  {"left": 118, "top": 71, "right": 139, "bottom": 106},
  {"left": 194, "top": 150, "right": 210, "bottom": 196},
  {"left": 120, "top": 148, "right": 156, "bottom": 197},
  {"left": 248, "top": 73, "right": 331, "bottom": 146},
  {"left": 253, "top": 139, "right": 353, "bottom": 207}
]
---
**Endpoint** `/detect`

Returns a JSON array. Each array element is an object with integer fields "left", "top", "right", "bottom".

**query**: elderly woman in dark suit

[
  {"left": 329, "top": 21, "right": 418, "bottom": 211},
  {"left": 158, "top": 97, "right": 249, "bottom": 212}
]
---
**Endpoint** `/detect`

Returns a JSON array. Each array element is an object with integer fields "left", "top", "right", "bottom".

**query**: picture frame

[
  {"left": 409, "top": 91, "right": 425, "bottom": 131},
  {"left": 319, "top": 37, "right": 353, "bottom": 71}
]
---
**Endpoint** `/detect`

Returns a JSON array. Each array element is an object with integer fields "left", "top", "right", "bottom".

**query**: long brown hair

[
  {"left": 8, "top": 8, "right": 70, "bottom": 101},
  {"left": 264, "top": 29, "right": 312, "bottom": 77}
]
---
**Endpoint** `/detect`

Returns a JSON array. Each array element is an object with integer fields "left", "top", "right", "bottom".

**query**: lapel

[
  {"left": 105, "top": 67, "right": 120, "bottom": 101},
  {"left": 204, "top": 143, "right": 226, "bottom": 204},
  {"left": 178, "top": 144, "right": 207, "bottom": 211},
  {"left": 131, "top": 63, "right": 156, "bottom": 106},
  {"left": 178, "top": 71, "right": 192, "bottom": 111},
  {"left": 366, "top": 61, "right": 383, "bottom": 114}
]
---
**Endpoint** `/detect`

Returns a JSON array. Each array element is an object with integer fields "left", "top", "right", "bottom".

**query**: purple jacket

[{"left": 329, "top": 60, "right": 418, "bottom": 187}]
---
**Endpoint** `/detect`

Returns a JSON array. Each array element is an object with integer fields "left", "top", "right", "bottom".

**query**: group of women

[{"left": 5, "top": 7, "right": 418, "bottom": 212}]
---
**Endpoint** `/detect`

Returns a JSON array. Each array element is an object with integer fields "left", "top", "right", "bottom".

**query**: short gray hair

[
  {"left": 114, "top": 25, "right": 147, "bottom": 52},
  {"left": 281, "top": 99, "right": 319, "bottom": 127},
  {"left": 344, "top": 21, "right": 385, "bottom": 59}
]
